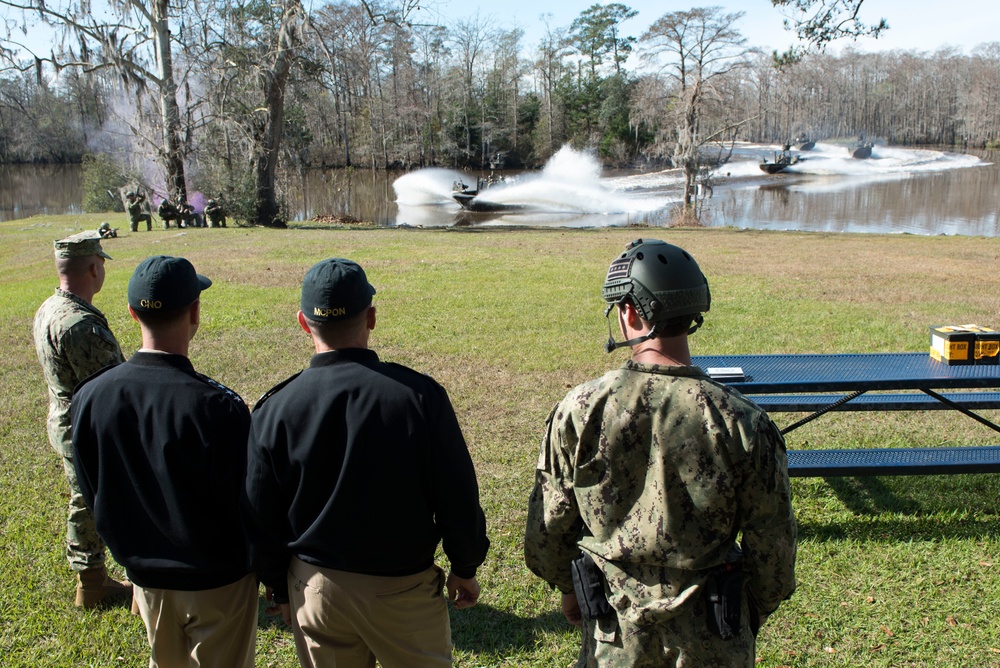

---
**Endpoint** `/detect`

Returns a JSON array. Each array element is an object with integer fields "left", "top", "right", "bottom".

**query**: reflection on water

[
  {"left": 0, "top": 164, "right": 83, "bottom": 221},
  {"left": 2, "top": 145, "right": 997, "bottom": 237}
]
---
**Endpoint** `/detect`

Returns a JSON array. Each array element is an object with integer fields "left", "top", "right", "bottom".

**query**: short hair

[
  {"left": 619, "top": 301, "right": 695, "bottom": 338},
  {"left": 55, "top": 255, "right": 97, "bottom": 278},
  {"left": 303, "top": 307, "right": 369, "bottom": 345},
  {"left": 655, "top": 314, "right": 697, "bottom": 338},
  {"left": 133, "top": 302, "right": 194, "bottom": 328}
]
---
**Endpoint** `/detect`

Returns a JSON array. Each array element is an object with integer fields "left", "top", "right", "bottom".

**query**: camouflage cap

[{"left": 53, "top": 231, "right": 112, "bottom": 260}]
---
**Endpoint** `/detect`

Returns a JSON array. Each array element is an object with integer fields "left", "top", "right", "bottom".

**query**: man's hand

[
  {"left": 446, "top": 573, "right": 481, "bottom": 609},
  {"left": 561, "top": 592, "right": 583, "bottom": 627},
  {"left": 265, "top": 586, "right": 292, "bottom": 626}
]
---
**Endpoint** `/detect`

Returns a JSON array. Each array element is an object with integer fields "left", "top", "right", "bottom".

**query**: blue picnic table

[{"left": 691, "top": 353, "right": 1000, "bottom": 477}]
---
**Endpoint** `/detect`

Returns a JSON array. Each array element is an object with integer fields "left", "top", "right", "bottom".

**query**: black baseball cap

[
  {"left": 128, "top": 255, "right": 212, "bottom": 313},
  {"left": 301, "top": 258, "right": 376, "bottom": 322}
]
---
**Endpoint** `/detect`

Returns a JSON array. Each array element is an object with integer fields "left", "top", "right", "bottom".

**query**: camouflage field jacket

[
  {"left": 33, "top": 289, "right": 124, "bottom": 451},
  {"left": 525, "top": 360, "right": 797, "bottom": 626}
]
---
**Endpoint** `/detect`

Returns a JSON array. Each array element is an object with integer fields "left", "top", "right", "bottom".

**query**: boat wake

[
  {"left": 392, "top": 146, "right": 673, "bottom": 220},
  {"left": 716, "top": 143, "right": 988, "bottom": 187},
  {"left": 390, "top": 142, "right": 989, "bottom": 227}
]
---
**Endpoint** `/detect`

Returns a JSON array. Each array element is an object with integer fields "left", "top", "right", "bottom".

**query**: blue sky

[
  {"left": 423, "top": 0, "right": 999, "bottom": 56},
  {"left": 4, "top": 0, "right": 996, "bottom": 63}
]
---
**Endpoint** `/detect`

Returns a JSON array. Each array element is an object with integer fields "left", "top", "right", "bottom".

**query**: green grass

[{"left": 3, "top": 214, "right": 1000, "bottom": 666}]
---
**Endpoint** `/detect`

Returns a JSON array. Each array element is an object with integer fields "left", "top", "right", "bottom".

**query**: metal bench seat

[
  {"left": 787, "top": 446, "right": 1000, "bottom": 477},
  {"left": 754, "top": 392, "right": 1000, "bottom": 412}
]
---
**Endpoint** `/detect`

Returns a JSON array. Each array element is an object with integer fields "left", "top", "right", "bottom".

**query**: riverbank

[{"left": 4, "top": 219, "right": 1000, "bottom": 666}]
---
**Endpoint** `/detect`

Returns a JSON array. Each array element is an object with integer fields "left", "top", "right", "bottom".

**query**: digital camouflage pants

[
  {"left": 50, "top": 425, "right": 106, "bottom": 571},
  {"left": 577, "top": 596, "right": 756, "bottom": 668}
]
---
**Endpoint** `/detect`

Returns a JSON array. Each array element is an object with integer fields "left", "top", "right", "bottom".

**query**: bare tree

[
  {"left": 194, "top": 0, "right": 306, "bottom": 227},
  {"left": 638, "top": 6, "right": 751, "bottom": 211},
  {"left": 449, "top": 13, "right": 494, "bottom": 166},
  {"left": 532, "top": 16, "right": 570, "bottom": 159},
  {"left": 0, "top": 0, "right": 194, "bottom": 202}
]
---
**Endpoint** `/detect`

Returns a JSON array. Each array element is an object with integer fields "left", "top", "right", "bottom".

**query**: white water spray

[{"left": 392, "top": 146, "right": 672, "bottom": 214}]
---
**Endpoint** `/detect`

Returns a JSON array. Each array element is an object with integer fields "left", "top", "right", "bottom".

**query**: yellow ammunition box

[
  {"left": 968, "top": 325, "right": 1000, "bottom": 365},
  {"left": 929, "top": 325, "right": 976, "bottom": 365}
]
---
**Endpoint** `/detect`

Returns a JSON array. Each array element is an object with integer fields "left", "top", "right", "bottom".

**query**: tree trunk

[
  {"left": 253, "top": 1, "right": 302, "bottom": 228},
  {"left": 153, "top": 0, "right": 187, "bottom": 203}
]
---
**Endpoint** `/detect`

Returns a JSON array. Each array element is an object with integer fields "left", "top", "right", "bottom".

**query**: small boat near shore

[
  {"left": 852, "top": 143, "right": 873, "bottom": 159},
  {"left": 795, "top": 136, "right": 816, "bottom": 151},
  {"left": 850, "top": 134, "right": 874, "bottom": 159},
  {"left": 760, "top": 146, "right": 801, "bottom": 174},
  {"left": 451, "top": 176, "right": 526, "bottom": 212}
]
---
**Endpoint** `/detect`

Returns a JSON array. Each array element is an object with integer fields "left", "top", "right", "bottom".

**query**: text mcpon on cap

[{"left": 300, "top": 258, "right": 376, "bottom": 322}]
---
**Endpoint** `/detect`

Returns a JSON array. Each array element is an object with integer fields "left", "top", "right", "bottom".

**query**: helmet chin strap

[
  {"left": 603, "top": 305, "right": 704, "bottom": 353},
  {"left": 603, "top": 302, "right": 659, "bottom": 353}
]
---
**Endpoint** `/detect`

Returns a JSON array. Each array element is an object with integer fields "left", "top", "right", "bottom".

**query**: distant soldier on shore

[
  {"left": 126, "top": 192, "right": 152, "bottom": 232},
  {"left": 179, "top": 200, "right": 203, "bottom": 228},
  {"left": 158, "top": 198, "right": 182, "bottom": 229},
  {"left": 205, "top": 199, "right": 227, "bottom": 228}
]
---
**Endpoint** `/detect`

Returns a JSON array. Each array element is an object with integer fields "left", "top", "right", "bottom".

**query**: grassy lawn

[{"left": 3, "top": 214, "right": 1000, "bottom": 667}]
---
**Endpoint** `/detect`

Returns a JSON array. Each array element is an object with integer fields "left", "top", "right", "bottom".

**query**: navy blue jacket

[
  {"left": 72, "top": 352, "right": 252, "bottom": 590},
  {"left": 244, "top": 348, "right": 489, "bottom": 600}
]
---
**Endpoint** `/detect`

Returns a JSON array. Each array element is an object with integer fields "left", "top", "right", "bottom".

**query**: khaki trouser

[
  {"left": 133, "top": 573, "right": 258, "bottom": 668},
  {"left": 288, "top": 556, "right": 453, "bottom": 668}
]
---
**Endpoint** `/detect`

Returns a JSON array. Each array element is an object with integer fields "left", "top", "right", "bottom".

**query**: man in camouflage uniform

[
  {"left": 524, "top": 239, "right": 797, "bottom": 667},
  {"left": 126, "top": 192, "right": 152, "bottom": 232},
  {"left": 157, "top": 198, "right": 181, "bottom": 229},
  {"left": 205, "top": 198, "right": 227, "bottom": 228},
  {"left": 178, "top": 200, "right": 202, "bottom": 228},
  {"left": 33, "top": 232, "right": 132, "bottom": 608}
]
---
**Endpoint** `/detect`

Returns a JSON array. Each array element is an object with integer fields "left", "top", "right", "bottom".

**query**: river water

[{"left": 3, "top": 144, "right": 997, "bottom": 236}]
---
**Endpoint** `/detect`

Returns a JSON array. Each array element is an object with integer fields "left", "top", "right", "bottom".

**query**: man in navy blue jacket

[
  {"left": 72, "top": 255, "right": 256, "bottom": 667},
  {"left": 244, "top": 258, "right": 489, "bottom": 668}
]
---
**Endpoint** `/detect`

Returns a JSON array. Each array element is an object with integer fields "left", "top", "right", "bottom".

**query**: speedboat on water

[
  {"left": 794, "top": 135, "right": 816, "bottom": 150},
  {"left": 852, "top": 143, "right": 873, "bottom": 159},
  {"left": 760, "top": 146, "right": 801, "bottom": 174},
  {"left": 451, "top": 176, "right": 526, "bottom": 212},
  {"left": 850, "top": 134, "right": 874, "bottom": 159}
]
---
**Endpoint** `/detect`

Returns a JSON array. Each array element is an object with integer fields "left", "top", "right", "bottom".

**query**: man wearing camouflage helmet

[
  {"left": 205, "top": 198, "right": 227, "bottom": 228},
  {"left": 524, "top": 239, "right": 797, "bottom": 666},
  {"left": 126, "top": 192, "right": 152, "bottom": 232},
  {"left": 32, "top": 232, "right": 131, "bottom": 608}
]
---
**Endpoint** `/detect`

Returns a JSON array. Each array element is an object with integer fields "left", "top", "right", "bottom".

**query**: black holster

[
  {"left": 571, "top": 552, "right": 614, "bottom": 619},
  {"left": 704, "top": 562, "right": 744, "bottom": 641}
]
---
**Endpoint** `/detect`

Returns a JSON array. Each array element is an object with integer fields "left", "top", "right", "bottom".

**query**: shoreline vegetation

[{"left": 4, "top": 216, "right": 1000, "bottom": 666}]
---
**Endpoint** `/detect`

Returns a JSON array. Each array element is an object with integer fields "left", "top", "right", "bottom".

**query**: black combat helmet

[{"left": 601, "top": 238, "right": 710, "bottom": 352}]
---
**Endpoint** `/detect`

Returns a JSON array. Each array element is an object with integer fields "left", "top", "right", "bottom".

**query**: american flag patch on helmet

[{"left": 605, "top": 257, "right": 633, "bottom": 281}]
